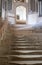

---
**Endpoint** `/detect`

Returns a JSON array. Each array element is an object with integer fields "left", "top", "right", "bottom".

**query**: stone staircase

[
  {"left": 0, "top": 26, "right": 42, "bottom": 65},
  {"left": 8, "top": 33, "right": 42, "bottom": 65}
]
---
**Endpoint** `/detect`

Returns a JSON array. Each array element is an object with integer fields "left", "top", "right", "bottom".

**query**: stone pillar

[
  {"left": 30, "top": 0, "right": 38, "bottom": 12},
  {"left": 35, "top": 0, "right": 38, "bottom": 12},
  {"left": 28, "top": 0, "right": 35, "bottom": 13},
  {"left": 28, "top": 0, "right": 31, "bottom": 12},
  {"left": 30, "top": 0, "right": 35, "bottom": 12}
]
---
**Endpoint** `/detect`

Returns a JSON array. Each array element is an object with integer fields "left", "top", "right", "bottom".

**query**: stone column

[
  {"left": 35, "top": 0, "right": 38, "bottom": 12},
  {"left": 30, "top": 0, "right": 35, "bottom": 12},
  {"left": 28, "top": 0, "right": 31, "bottom": 13}
]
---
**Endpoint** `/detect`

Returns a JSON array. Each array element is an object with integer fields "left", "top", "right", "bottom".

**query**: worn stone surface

[{"left": 0, "top": 25, "right": 42, "bottom": 65}]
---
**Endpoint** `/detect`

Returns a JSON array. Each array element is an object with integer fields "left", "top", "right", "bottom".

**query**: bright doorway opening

[{"left": 16, "top": 6, "right": 26, "bottom": 24}]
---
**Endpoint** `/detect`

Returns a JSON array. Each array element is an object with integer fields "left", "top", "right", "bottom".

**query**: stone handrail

[{"left": 0, "top": 19, "right": 8, "bottom": 40}]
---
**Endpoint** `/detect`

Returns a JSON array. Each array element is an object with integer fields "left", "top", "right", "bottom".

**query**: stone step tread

[
  {"left": 13, "top": 38, "right": 26, "bottom": 39},
  {"left": 11, "top": 50, "right": 42, "bottom": 53},
  {"left": 10, "top": 48, "right": 42, "bottom": 50},
  {"left": 9, "top": 55, "right": 42, "bottom": 58},
  {"left": 11, "top": 45, "right": 42, "bottom": 47},
  {"left": 9, "top": 61, "right": 42, "bottom": 64},
  {"left": 10, "top": 43, "right": 42, "bottom": 46},
  {"left": 15, "top": 39, "right": 26, "bottom": 41},
  {"left": 10, "top": 41, "right": 40, "bottom": 43},
  {"left": 10, "top": 44, "right": 42, "bottom": 46},
  {"left": 10, "top": 46, "right": 42, "bottom": 50},
  {"left": 9, "top": 57, "right": 42, "bottom": 61},
  {"left": 10, "top": 52, "right": 42, "bottom": 55},
  {"left": 11, "top": 44, "right": 42, "bottom": 46},
  {"left": 14, "top": 41, "right": 37, "bottom": 42}
]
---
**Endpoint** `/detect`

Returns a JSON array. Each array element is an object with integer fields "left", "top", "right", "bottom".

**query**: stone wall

[{"left": 0, "top": 0, "right": 2, "bottom": 17}]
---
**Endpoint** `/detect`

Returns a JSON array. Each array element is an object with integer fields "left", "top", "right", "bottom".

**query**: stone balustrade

[{"left": 0, "top": 19, "right": 8, "bottom": 41}]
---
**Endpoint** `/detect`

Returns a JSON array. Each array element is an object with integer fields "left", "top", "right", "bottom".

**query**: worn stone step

[
  {"left": 10, "top": 45, "right": 42, "bottom": 48},
  {"left": 2, "top": 41, "right": 42, "bottom": 46},
  {"left": 9, "top": 61, "right": 42, "bottom": 65},
  {"left": 15, "top": 41, "right": 28, "bottom": 43},
  {"left": 9, "top": 63, "right": 42, "bottom": 65},
  {"left": 9, "top": 56, "right": 42, "bottom": 61},
  {"left": 10, "top": 43, "right": 41, "bottom": 46},
  {"left": 10, "top": 46, "right": 42, "bottom": 50},
  {"left": 9, "top": 51, "right": 42, "bottom": 55},
  {"left": 14, "top": 40, "right": 26, "bottom": 41},
  {"left": 10, "top": 50, "right": 42, "bottom": 53},
  {"left": 11, "top": 42, "right": 42, "bottom": 45},
  {"left": 9, "top": 55, "right": 42, "bottom": 58},
  {"left": 13, "top": 41, "right": 37, "bottom": 43}
]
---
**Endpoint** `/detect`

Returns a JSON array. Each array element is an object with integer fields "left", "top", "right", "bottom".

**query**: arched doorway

[{"left": 16, "top": 6, "right": 26, "bottom": 24}]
